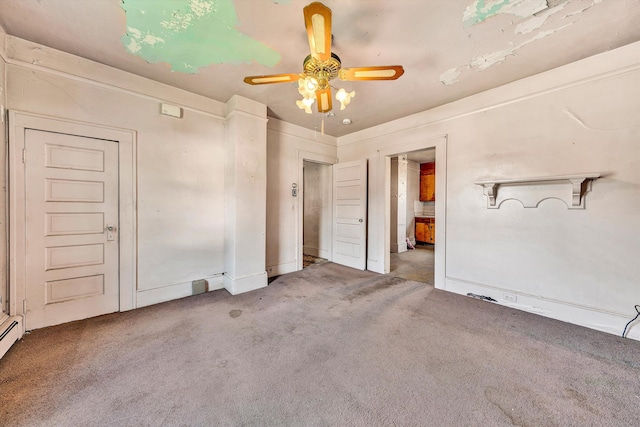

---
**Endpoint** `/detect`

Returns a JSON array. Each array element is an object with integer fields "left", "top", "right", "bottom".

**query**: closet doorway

[
  {"left": 388, "top": 149, "right": 436, "bottom": 284},
  {"left": 302, "top": 160, "right": 332, "bottom": 269}
]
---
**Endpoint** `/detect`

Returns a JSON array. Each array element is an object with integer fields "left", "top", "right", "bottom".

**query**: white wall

[
  {"left": 338, "top": 42, "right": 640, "bottom": 340},
  {"left": 4, "top": 35, "right": 230, "bottom": 308},
  {"left": 303, "top": 161, "right": 332, "bottom": 259},
  {"left": 266, "top": 119, "right": 337, "bottom": 276}
]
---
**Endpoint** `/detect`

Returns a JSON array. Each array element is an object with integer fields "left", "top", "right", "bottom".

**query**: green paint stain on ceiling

[
  {"left": 466, "top": 0, "right": 510, "bottom": 26},
  {"left": 121, "top": 0, "right": 281, "bottom": 73},
  {"left": 463, "top": 0, "right": 548, "bottom": 27}
]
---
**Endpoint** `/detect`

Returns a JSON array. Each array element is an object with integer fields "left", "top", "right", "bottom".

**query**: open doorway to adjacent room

[
  {"left": 388, "top": 148, "right": 436, "bottom": 284},
  {"left": 302, "top": 160, "right": 332, "bottom": 269}
]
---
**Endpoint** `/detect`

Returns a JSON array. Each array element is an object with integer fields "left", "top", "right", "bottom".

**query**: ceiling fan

[{"left": 243, "top": 2, "right": 404, "bottom": 114}]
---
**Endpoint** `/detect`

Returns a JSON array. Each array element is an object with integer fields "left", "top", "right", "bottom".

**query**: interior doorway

[
  {"left": 302, "top": 160, "right": 332, "bottom": 269},
  {"left": 377, "top": 136, "right": 446, "bottom": 285},
  {"left": 388, "top": 149, "right": 436, "bottom": 284}
]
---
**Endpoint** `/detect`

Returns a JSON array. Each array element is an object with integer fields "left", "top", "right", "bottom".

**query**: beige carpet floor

[
  {"left": 388, "top": 244, "right": 434, "bottom": 284},
  {"left": 1, "top": 262, "right": 639, "bottom": 426}
]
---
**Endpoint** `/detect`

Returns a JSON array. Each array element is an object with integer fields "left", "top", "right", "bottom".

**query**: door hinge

[
  {"left": 23, "top": 299, "right": 26, "bottom": 314},
  {"left": 22, "top": 148, "right": 26, "bottom": 164}
]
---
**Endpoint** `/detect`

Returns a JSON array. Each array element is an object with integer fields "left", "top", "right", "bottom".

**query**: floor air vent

[{"left": 192, "top": 279, "right": 208, "bottom": 295}]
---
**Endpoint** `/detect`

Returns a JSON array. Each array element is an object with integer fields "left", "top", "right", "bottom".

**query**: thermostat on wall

[{"left": 161, "top": 103, "right": 183, "bottom": 118}]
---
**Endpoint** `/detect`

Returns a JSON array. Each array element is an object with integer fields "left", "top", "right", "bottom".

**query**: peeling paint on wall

[
  {"left": 463, "top": 0, "right": 548, "bottom": 27},
  {"left": 121, "top": 0, "right": 281, "bottom": 73}
]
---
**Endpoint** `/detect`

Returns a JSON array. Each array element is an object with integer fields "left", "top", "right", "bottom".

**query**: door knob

[
  {"left": 105, "top": 225, "right": 117, "bottom": 241},
  {"left": 359, "top": 218, "right": 363, "bottom": 223}
]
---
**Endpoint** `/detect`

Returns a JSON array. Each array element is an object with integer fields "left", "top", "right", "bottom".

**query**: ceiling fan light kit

[{"left": 243, "top": 2, "right": 404, "bottom": 116}]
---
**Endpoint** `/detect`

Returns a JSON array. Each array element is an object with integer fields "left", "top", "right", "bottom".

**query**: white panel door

[
  {"left": 332, "top": 159, "right": 367, "bottom": 270},
  {"left": 24, "top": 129, "right": 119, "bottom": 329}
]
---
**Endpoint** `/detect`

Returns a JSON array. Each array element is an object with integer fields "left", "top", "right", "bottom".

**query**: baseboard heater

[
  {"left": 0, "top": 319, "right": 22, "bottom": 359},
  {"left": 0, "top": 321, "right": 19, "bottom": 342}
]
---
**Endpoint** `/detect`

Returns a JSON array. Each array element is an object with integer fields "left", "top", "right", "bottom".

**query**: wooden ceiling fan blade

[
  {"left": 243, "top": 73, "right": 301, "bottom": 85},
  {"left": 316, "top": 87, "right": 332, "bottom": 113},
  {"left": 304, "top": 2, "right": 332, "bottom": 61},
  {"left": 339, "top": 66, "right": 405, "bottom": 81}
]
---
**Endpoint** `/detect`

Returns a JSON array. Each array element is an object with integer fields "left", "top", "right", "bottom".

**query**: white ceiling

[{"left": 0, "top": 0, "right": 638, "bottom": 137}]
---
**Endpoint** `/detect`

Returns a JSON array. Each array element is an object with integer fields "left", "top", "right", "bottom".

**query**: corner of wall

[{"left": 224, "top": 95, "right": 268, "bottom": 295}]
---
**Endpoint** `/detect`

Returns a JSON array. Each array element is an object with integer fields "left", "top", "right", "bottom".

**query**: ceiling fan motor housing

[{"left": 303, "top": 53, "right": 341, "bottom": 88}]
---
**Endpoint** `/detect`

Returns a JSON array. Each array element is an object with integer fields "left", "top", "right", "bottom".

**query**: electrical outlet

[{"left": 504, "top": 293, "right": 517, "bottom": 303}]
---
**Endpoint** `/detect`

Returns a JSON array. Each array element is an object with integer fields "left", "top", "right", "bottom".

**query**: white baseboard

[
  {"left": 445, "top": 277, "right": 640, "bottom": 341},
  {"left": 267, "top": 260, "right": 298, "bottom": 277},
  {"left": 136, "top": 274, "right": 224, "bottom": 308},
  {"left": 224, "top": 271, "right": 268, "bottom": 295},
  {"left": 0, "top": 316, "right": 23, "bottom": 360}
]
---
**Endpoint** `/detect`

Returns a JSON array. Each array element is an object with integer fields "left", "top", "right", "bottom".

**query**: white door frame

[
  {"left": 297, "top": 150, "right": 337, "bottom": 271},
  {"left": 376, "top": 135, "right": 447, "bottom": 289},
  {"left": 8, "top": 111, "right": 137, "bottom": 324}
]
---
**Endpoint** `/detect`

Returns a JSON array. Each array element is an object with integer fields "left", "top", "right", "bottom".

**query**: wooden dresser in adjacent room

[
  {"left": 416, "top": 162, "right": 435, "bottom": 244},
  {"left": 415, "top": 217, "right": 435, "bottom": 244}
]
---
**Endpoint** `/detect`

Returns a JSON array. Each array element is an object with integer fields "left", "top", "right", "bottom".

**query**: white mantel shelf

[{"left": 475, "top": 173, "right": 601, "bottom": 209}]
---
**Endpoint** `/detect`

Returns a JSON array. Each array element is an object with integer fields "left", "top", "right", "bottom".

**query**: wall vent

[{"left": 192, "top": 279, "right": 208, "bottom": 295}]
